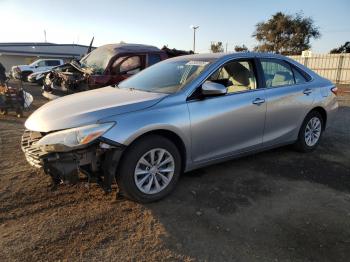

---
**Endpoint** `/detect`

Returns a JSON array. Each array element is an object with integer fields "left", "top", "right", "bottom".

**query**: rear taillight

[{"left": 331, "top": 86, "right": 338, "bottom": 95}]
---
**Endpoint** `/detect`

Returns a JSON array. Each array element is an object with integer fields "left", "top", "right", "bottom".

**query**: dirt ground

[{"left": 1, "top": 81, "right": 350, "bottom": 262}]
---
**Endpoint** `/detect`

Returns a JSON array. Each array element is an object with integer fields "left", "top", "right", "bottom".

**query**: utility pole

[
  {"left": 44, "top": 30, "right": 47, "bottom": 42},
  {"left": 190, "top": 25, "right": 199, "bottom": 53}
]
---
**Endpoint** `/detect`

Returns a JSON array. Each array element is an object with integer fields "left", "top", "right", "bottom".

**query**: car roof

[
  {"left": 166, "top": 52, "right": 315, "bottom": 74},
  {"left": 169, "top": 52, "right": 287, "bottom": 62},
  {"left": 166, "top": 51, "right": 318, "bottom": 81},
  {"left": 98, "top": 43, "right": 161, "bottom": 55}
]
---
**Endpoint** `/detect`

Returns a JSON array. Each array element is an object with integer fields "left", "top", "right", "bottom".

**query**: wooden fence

[{"left": 288, "top": 53, "right": 350, "bottom": 84}]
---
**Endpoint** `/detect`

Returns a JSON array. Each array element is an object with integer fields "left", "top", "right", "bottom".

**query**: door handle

[
  {"left": 303, "top": 88, "right": 313, "bottom": 95},
  {"left": 252, "top": 98, "right": 265, "bottom": 105}
]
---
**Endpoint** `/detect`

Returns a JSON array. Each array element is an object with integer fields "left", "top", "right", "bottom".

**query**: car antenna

[{"left": 86, "top": 36, "right": 94, "bottom": 55}]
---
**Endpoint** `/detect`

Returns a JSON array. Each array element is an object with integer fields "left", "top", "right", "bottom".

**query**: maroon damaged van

[{"left": 42, "top": 43, "right": 169, "bottom": 99}]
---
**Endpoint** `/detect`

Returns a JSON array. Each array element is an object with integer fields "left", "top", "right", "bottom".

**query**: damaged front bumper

[
  {"left": 42, "top": 87, "right": 66, "bottom": 100},
  {"left": 21, "top": 129, "right": 124, "bottom": 191}
]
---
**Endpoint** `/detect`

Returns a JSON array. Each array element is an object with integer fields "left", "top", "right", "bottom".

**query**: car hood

[
  {"left": 14, "top": 65, "right": 31, "bottom": 70},
  {"left": 25, "top": 86, "right": 167, "bottom": 132}
]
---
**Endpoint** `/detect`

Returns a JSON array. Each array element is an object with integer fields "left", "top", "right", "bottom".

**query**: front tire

[
  {"left": 294, "top": 111, "right": 324, "bottom": 152},
  {"left": 117, "top": 135, "right": 181, "bottom": 203},
  {"left": 20, "top": 71, "right": 33, "bottom": 81}
]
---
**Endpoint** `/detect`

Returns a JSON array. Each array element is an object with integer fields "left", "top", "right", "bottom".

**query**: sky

[{"left": 0, "top": 0, "right": 349, "bottom": 53}]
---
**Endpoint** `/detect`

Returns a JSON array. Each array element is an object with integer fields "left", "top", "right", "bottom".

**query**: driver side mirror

[{"left": 201, "top": 81, "right": 227, "bottom": 96}]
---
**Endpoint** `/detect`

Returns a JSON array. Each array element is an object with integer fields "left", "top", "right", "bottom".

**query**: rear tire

[
  {"left": 294, "top": 111, "right": 324, "bottom": 152},
  {"left": 117, "top": 135, "right": 181, "bottom": 203}
]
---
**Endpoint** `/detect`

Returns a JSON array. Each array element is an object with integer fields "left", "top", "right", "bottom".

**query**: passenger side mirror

[{"left": 201, "top": 81, "right": 227, "bottom": 96}]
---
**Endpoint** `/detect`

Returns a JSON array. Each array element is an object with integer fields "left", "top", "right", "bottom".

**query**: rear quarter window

[
  {"left": 290, "top": 65, "right": 312, "bottom": 84},
  {"left": 292, "top": 67, "right": 307, "bottom": 84}
]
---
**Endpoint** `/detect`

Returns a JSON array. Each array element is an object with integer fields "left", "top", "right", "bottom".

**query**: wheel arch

[
  {"left": 119, "top": 128, "right": 188, "bottom": 174},
  {"left": 20, "top": 70, "right": 34, "bottom": 80}
]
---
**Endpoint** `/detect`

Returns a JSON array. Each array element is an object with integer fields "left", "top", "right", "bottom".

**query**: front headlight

[
  {"left": 44, "top": 74, "right": 51, "bottom": 85},
  {"left": 36, "top": 122, "right": 115, "bottom": 152}
]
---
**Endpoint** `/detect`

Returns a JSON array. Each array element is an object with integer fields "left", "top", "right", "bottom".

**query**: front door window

[
  {"left": 112, "top": 56, "right": 142, "bottom": 75},
  {"left": 209, "top": 60, "right": 257, "bottom": 93}
]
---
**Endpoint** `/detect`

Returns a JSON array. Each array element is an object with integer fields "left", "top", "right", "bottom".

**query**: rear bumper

[
  {"left": 324, "top": 96, "right": 338, "bottom": 129},
  {"left": 21, "top": 130, "right": 124, "bottom": 189}
]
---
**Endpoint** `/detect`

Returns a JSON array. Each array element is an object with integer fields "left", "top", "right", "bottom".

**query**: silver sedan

[{"left": 22, "top": 52, "right": 338, "bottom": 202}]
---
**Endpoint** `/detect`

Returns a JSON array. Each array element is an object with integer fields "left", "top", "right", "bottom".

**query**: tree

[
  {"left": 253, "top": 12, "right": 320, "bottom": 55},
  {"left": 330, "top": 42, "right": 350, "bottom": 54},
  {"left": 210, "top": 42, "right": 224, "bottom": 53},
  {"left": 234, "top": 44, "right": 248, "bottom": 52}
]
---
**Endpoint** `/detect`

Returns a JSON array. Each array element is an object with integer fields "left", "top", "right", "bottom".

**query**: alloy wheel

[
  {"left": 134, "top": 148, "right": 175, "bottom": 194},
  {"left": 304, "top": 117, "right": 322, "bottom": 147}
]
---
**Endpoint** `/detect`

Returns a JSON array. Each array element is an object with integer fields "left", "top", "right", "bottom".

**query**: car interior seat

[
  {"left": 225, "top": 62, "right": 256, "bottom": 93},
  {"left": 271, "top": 71, "right": 294, "bottom": 87}
]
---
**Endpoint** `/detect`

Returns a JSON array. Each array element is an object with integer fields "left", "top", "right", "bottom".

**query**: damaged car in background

[
  {"left": 11, "top": 59, "right": 64, "bottom": 81},
  {"left": 27, "top": 68, "right": 56, "bottom": 85},
  {"left": 22, "top": 52, "right": 337, "bottom": 203},
  {"left": 42, "top": 43, "right": 192, "bottom": 100}
]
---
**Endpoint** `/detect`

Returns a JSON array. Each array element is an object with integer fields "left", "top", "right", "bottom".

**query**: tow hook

[{"left": 101, "top": 149, "right": 124, "bottom": 193}]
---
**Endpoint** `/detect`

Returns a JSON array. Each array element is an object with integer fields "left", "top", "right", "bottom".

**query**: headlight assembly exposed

[{"left": 36, "top": 122, "right": 115, "bottom": 152}]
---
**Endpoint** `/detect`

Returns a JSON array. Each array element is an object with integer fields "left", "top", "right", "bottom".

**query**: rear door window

[
  {"left": 260, "top": 59, "right": 295, "bottom": 87},
  {"left": 46, "top": 60, "right": 60, "bottom": 66},
  {"left": 148, "top": 54, "right": 161, "bottom": 66}
]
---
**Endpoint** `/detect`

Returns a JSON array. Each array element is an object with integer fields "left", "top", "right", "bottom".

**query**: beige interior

[
  {"left": 225, "top": 62, "right": 256, "bottom": 93},
  {"left": 270, "top": 71, "right": 294, "bottom": 87},
  {"left": 210, "top": 61, "right": 256, "bottom": 94}
]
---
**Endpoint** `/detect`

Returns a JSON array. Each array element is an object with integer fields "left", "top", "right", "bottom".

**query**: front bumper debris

[
  {"left": 21, "top": 129, "right": 48, "bottom": 168},
  {"left": 42, "top": 90, "right": 61, "bottom": 100},
  {"left": 21, "top": 129, "right": 124, "bottom": 192}
]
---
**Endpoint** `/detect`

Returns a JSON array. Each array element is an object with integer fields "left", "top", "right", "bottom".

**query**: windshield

[
  {"left": 29, "top": 60, "right": 40, "bottom": 66},
  {"left": 118, "top": 59, "right": 210, "bottom": 93},
  {"left": 80, "top": 48, "right": 115, "bottom": 74}
]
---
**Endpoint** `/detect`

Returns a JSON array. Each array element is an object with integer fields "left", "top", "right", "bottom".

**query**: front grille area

[{"left": 21, "top": 130, "right": 48, "bottom": 168}]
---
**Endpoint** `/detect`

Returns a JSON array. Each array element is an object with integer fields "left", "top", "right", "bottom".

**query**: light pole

[{"left": 190, "top": 25, "right": 199, "bottom": 53}]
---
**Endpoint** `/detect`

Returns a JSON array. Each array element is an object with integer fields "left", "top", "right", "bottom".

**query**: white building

[{"left": 0, "top": 42, "right": 93, "bottom": 72}]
